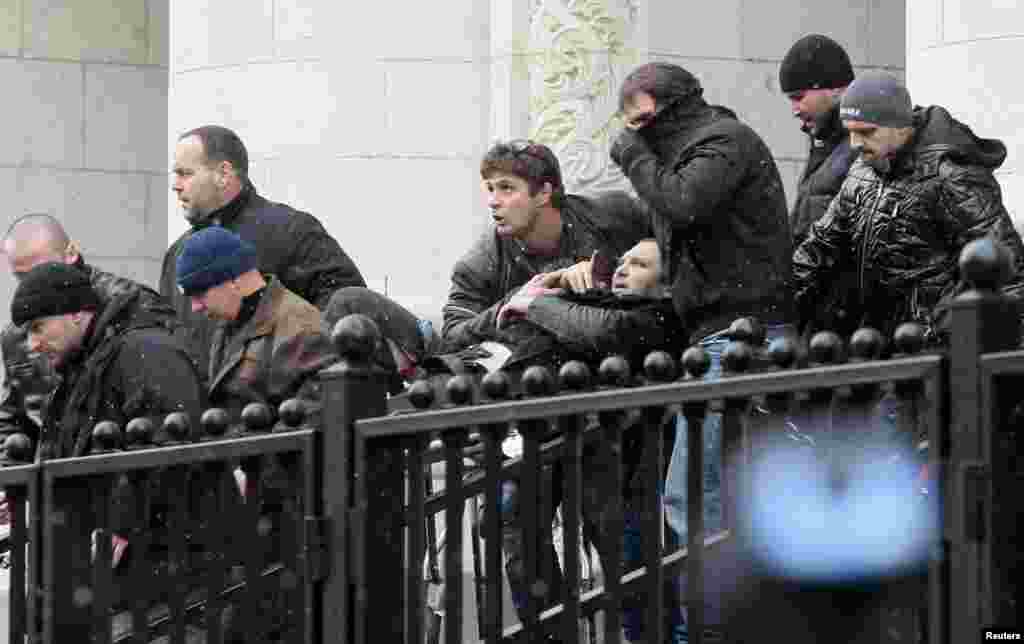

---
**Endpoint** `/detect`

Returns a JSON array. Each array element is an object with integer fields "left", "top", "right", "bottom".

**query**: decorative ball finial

[
  {"left": 893, "top": 322, "right": 926, "bottom": 355},
  {"left": 278, "top": 399, "right": 306, "bottom": 428},
  {"left": 722, "top": 340, "right": 753, "bottom": 374},
  {"left": 597, "top": 355, "right": 631, "bottom": 388},
  {"left": 643, "top": 351, "right": 677, "bottom": 383},
  {"left": 91, "top": 421, "right": 121, "bottom": 452},
  {"left": 445, "top": 374, "right": 475, "bottom": 406},
  {"left": 3, "top": 432, "right": 34, "bottom": 462},
  {"left": 126, "top": 417, "right": 156, "bottom": 446},
  {"left": 959, "top": 237, "right": 1013, "bottom": 292},
  {"left": 849, "top": 327, "right": 885, "bottom": 361},
  {"left": 481, "top": 370, "right": 511, "bottom": 400},
  {"left": 681, "top": 346, "right": 711, "bottom": 379},
  {"left": 558, "top": 360, "right": 592, "bottom": 391},
  {"left": 809, "top": 331, "right": 844, "bottom": 364},
  {"left": 728, "top": 317, "right": 766, "bottom": 346},
  {"left": 330, "top": 313, "right": 381, "bottom": 363},
  {"left": 768, "top": 335, "right": 797, "bottom": 369},
  {"left": 522, "top": 365, "right": 555, "bottom": 397},
  {"left": 163, "top": 412, "right": 191, "bottom": 442},
  {"left": 199, "top": 408, "right": 230, "bottom": 438},
  {"left": 241, "top": 403, "right": 274, "bottom": 432},
  {"left": 407, "top": 379, "right": 435, "bottom": 410}
]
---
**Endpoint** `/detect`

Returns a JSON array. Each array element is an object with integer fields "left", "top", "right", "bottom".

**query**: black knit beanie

[
  {"left": 10, "top": 262, "right": 100, "bottom": 326},
  {"left": 779, "top": 34, "right": 855, "bottom": 93}
]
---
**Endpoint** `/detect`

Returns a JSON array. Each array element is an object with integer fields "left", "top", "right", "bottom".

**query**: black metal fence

[{"left": 1, "top": 238, "right": 1021, "bottom": 643}]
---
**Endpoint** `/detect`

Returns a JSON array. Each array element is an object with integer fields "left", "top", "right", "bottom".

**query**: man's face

[
  {"left": 189, "top": 280, "right": 243, "bottom": 322},
  {"left": 3, "top": 236, "right": 71, "bottom": 280},
  {"left": 26, "top": 313, "right": 85, "bottom": 369},
  {"left": 845, "top": 120, "right": 911, "bottom": 171},
  {"left": 482, "top": 172, "right": 546, "bottom": 240},
  {"left": 786, "top": 88, "right": 841, "bottom": 135},
  {"left": 172, "top": 136, "right": 227, "bottom": 222},
  {"left": 612, "top": 240, "right": 661, "bottom": 292},
  {"left": 622, "top": 92, "right": 659, "bottom": 131}
]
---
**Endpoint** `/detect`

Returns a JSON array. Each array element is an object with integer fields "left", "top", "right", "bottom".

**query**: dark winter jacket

[
  {"left": 791, "top": 104, "right": 861, "bottom": 335},
  {"left": 40, "top": 291, "right": 204, "bottom": 459},
  {"left": 208, "top": 277, "right": 338, "bottom": 426},
  {"left": 791, "top": 105, "right": 860, "bottom": 245},
  {"left": 0, "top": 259, "right": 176, "bottom": 445},
  {"left": 615, "top": 99, "right": 795, "bottom": 342},
  {"left": 503, "top": 288, "right": 686, "bottom": 372},
  {"left": 160, "top": 182, "right": 364, "bottom": 379},
  {"left": 793, "top": 105, "right": 1024, "bottom": 342},
  {"left": 442, "top": 192, "right": 651, "bottom": 351}
]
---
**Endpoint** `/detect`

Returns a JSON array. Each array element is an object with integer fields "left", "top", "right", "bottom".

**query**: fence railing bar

[
  {"left": 92, "top": 525, "right": 115, "bottom": 643},
  {"left": 643, "top": 405, "right": 666, "bottom": 644},
  {"left": 519, "top": 417, "right": 543, "bottom": 638},
  {"left": 240, "top": 458, "right": 267, "bottom": 643},
  {"left": 7, "top": 487, "right": 28, "bottom": 643},
  {"left": 601, "top": 409, "right": 626, "bottom": 644},
  {"left": 358, "top": 357, "right": 943, "bottom": 437},
  {"left": 926, "top": 365, "right": 949, "bottom": 644},
  {"left": 202, "top": 465, "right": 231, "bottom": 644},
  {"left": 39, "top": 431, "right": 315, "bottom": 479},
  {"left": 559, "top": 413, "right": 583, "bottom": 644},
  {"left": 442, "top": 429, "right": 467, "bottom": 644},
  {"left": 683, "top": 400, "right": 707, "bottom": 644},
  {"left": 406, "top": 435, "right": 427, "bottom": 644},
  {"left": 979, "top": 348, "right": 1024, "bottom": 376},
  {"left": 0, "top": 463, "right": 37, "bottom": 487},
  {"left": 169, "top": 467, "right": 192, "bottom": 644},
  {"left": 482, "top": 420, "right": 506, "bottom": 644}
]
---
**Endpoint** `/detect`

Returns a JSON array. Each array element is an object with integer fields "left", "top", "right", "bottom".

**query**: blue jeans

[{"left": 664, "top": 324, "right": 794, "bottom": 542}]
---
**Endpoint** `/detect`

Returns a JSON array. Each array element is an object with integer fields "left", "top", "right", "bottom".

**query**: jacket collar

[
  {"left": 208, "top": 277, "right": 283, "bottom": 391},
  {"left": 192, "top": 181, "right": 256, "bottom": 230}
]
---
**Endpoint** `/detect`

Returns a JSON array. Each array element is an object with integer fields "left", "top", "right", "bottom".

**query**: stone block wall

[{"left": 0, "top": 0, "right": 169, "bottom": 331}]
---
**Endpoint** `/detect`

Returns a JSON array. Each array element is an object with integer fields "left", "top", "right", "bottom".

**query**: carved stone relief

[{"left": 526, "top": 0, "right": 641, "bottom": 195}]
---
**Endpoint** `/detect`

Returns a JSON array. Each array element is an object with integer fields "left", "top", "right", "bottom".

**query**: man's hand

[
  {"left": 540, "top": 260, "right": 593, "bottom": 293},
  {"left": 610, "top": 128, "right": 648, "bottom": 168},
  {"left": 497, "top": 294, "right": 535, "bottom": 329}
]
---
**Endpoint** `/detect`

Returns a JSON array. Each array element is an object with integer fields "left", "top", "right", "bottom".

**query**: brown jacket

[{"left": 208, "top": 277, "right": 338, "bottom": 426}]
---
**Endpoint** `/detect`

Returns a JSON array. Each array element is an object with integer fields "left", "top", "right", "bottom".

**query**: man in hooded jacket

[{"left": 793, "top": 72, "right": 1024, "bottom": 343}]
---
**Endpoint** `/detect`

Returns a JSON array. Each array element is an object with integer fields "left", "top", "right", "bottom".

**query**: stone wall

[{"left": 0, "top": 0, "right": 169, "bottom": 328}]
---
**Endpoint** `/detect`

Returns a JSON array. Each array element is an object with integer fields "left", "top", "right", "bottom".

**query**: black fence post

[
  {"left": 945, "top": 238, "right": 1019, "bottom": 644},
  {"left": 317, "top": 314, "right": 390, "bottom": 644}
]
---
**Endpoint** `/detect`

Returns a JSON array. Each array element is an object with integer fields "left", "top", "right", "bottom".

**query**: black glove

[{"left": 610, "top": 128, "right": 649, "bottom": 170}]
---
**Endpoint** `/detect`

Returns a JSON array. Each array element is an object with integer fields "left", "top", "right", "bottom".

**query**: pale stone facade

[{"left": 0, "top": 0, "right": 168, "bottom": 329}]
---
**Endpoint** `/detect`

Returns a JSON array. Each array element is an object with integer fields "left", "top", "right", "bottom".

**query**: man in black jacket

[
  {"left": 0, "top": 214, "right": 176, "bottom": 448},
  {"left": 9, "top": 263, "right": 203, "bottom": 459},
  {"left": 793, "top": 72, "right": 1024, "bottom": 343},
  {"left": 610, "top": 62, "right": 796, "bottom": 554},
  {"left": 162, "top": 125, "right": 365, "bottom": 377},
  {"left": 779, "top": 34, "right": 862, "bottom": 336}
]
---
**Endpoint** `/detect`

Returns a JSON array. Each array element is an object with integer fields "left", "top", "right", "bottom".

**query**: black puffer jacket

[
  {"left": 41, "top": 291, "right": 204, "bottom": 459},
  {"left": 442, "top": 192, "right": 651, "bottom": 351},
  {"left": 160, "top": 182, "right": 365, "bottom": 376},
  {"left": 793, "top": 105, "right": 1024, "bottom": 341},
  {"left": 616, "top": 100, "right": 795, "bottom": 341},
  {"left": 0, "top": 259, "right": 176, "bottom": 444}
]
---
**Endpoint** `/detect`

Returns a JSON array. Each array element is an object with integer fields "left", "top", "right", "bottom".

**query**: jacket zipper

[{"left": 858, "top": 181, "right": 887, "bottom": 298}]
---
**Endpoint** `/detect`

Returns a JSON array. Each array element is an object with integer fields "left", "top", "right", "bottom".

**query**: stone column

[
  {"left": 906, "top": 1, "right": 1024, "bottom": 229},
  {"left": 0, "top": 0, "right": 168, "bottom": 325}
]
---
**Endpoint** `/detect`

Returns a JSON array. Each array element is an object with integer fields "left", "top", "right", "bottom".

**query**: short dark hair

[
  {"left": 480, "top": 140, "right": 566, "bottom": 208},
  {"left": 179, "top": 125, "right": 249, "bottom": 181},
  {"left": 618, "top": 62, "right": 703, "bottom": 112}
]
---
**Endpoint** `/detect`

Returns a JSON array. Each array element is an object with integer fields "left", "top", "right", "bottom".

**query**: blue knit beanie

[{"left": 176, "top": 226, "right": 258, "bottom": 296}]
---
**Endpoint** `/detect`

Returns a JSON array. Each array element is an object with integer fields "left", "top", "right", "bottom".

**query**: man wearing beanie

[
  {"left": 9, "top": 262, "right": 203, "bottom": 459},
  {"left": 163, "top": 125, "right": 365, "bottom": 383},
  {"left": 176, "top": 226, "right": 338, "bottom": 425},
  {"left": 779, "top": 34, "right": 860, "bottom": 245},
  {"left": 794, "top": 71, "right": 1024, "bottom": 342},
  {"left": 0, "top": 214, "right": 177, "bottom": 450}
]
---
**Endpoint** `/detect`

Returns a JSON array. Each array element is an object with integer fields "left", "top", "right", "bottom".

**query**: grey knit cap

[{"left": 839, "top": 72, "right": 913, "bottom": 127}]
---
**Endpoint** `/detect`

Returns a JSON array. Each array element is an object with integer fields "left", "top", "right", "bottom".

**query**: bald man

[{"left": 0, "top": 214, "right": 176, "bottom": 448}]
